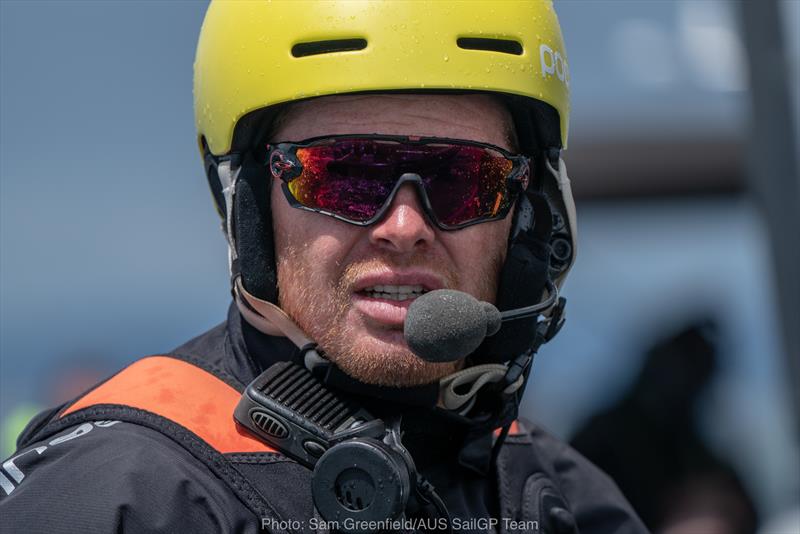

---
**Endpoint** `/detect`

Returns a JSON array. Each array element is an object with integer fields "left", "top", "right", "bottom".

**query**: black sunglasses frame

[{"left": 265, "top": 134, "right": 531, "bottom": 231}]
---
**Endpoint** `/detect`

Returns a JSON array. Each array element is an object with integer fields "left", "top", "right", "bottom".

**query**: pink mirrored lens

[{"left": 287, "top": 139, "right": 517, "bottom": 226}]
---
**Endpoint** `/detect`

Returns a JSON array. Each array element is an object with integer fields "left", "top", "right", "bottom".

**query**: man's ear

[{"left": 235, "top": 152, "right": 279, "bottom": 303}]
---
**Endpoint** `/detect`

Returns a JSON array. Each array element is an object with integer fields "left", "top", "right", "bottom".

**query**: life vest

[
  {"left": 20, "top": 355, "right": 576, "bottom": 534},
  {"left": 60, "top": 355, "right": 275, "bottom": 454}
]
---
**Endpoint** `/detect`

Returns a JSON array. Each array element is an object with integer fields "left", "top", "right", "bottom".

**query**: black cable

[
  {"left": 415, "top": 479, "right": 452, "bottom": 534},
  {"left": 427, "top": 488, "right": 451, "bottom": 534},
  {"left": 491, "top": 423, "right": 511, "bottom": 467}
]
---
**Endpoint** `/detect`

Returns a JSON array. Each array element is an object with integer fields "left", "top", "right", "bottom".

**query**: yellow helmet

[{"left": 194, "top": 0, "right": 570, "bottom": 158}]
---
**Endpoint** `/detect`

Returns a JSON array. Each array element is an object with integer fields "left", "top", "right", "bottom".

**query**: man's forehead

[{"left": 269, "top": 93, "right": 517, "bottom": 150}]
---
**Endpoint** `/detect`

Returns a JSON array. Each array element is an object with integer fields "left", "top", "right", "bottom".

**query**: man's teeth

[{"left": 363, "top": 285, "right": 427, "bottom": 301}]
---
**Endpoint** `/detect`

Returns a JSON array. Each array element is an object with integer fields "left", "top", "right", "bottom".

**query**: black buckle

[{"left": 502, "top": 350, "right": 534, "bottom": 394}]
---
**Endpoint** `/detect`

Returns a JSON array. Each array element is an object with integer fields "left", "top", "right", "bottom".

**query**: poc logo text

[{"left": 539, "top": 43, "right": 569, "bottom": 86}]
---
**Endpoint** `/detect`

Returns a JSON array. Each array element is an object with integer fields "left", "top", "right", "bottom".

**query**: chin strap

[
  {"left": 234, "top": 277, "right": 333, "bottom": 374},
  {"left": 234, "top": 277, "right": 314, "bottom": 348}
]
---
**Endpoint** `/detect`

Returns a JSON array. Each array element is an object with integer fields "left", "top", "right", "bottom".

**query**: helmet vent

[
  {"left": 292, "top": 39, "right": 368, "bottom": 58},
  {"left": 456, "top": 37, "right": 523, "bottom": 56}
]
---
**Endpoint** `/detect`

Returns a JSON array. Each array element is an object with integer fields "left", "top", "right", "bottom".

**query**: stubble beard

[{"left": 277, "top": 246, "right": 504, "bottom": 387}]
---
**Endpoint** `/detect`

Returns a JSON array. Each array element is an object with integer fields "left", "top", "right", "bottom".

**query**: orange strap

[{"left": 61, "top": 356, "right": 275, "bottom": 454}]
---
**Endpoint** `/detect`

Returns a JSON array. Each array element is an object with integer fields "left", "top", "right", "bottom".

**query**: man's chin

[{"left": 322, "top": 336, "right": 461, "bottom": 387}]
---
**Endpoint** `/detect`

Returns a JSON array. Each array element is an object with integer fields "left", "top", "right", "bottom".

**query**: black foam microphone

[
  {"left": 404, "top": 290, "right": 501, "bottom": 363},
  {"left": 404, "top": 283, "right": 558, "bottom": 363}
]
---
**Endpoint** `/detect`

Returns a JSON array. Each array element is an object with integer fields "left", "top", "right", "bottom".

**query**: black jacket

[{"left": 0, "top": 305, "right": 647, "bottom": 533}]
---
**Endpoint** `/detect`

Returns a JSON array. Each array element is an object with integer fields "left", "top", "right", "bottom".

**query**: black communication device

[{"left": 235, "top": 361, "right": 450, "bottom": 533}]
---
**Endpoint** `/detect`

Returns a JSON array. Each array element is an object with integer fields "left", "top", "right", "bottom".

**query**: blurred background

[{"left": 1, "top": 1, "right": 797, "bottom": 532}]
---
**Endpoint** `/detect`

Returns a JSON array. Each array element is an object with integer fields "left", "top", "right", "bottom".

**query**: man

[{"left": 1, "top": 2, "right": 646, "bottom": 533}]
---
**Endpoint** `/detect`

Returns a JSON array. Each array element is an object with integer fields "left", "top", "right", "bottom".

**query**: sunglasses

[{"left": 266, "top": 135, "right": 531, "bottom": 230}]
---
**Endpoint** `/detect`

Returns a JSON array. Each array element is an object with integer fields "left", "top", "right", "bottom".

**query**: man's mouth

[
  {"left": 351, "top": 272, "right": 445, "bottom": 328},
  {"left": 361, "top": 285, "right": 429, "bottom": 301}
]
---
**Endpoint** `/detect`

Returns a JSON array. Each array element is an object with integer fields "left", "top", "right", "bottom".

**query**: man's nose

[{"left": 369, "top": 184, "right": 435, "bottom": 253}]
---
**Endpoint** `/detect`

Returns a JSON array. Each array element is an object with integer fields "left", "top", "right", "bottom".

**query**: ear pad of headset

[
  {"left": 479, "top": 193, "right": 553, "bottom": 362},
  {"left": 234, "top": 153, "right": 279, "bottom": 303}
]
